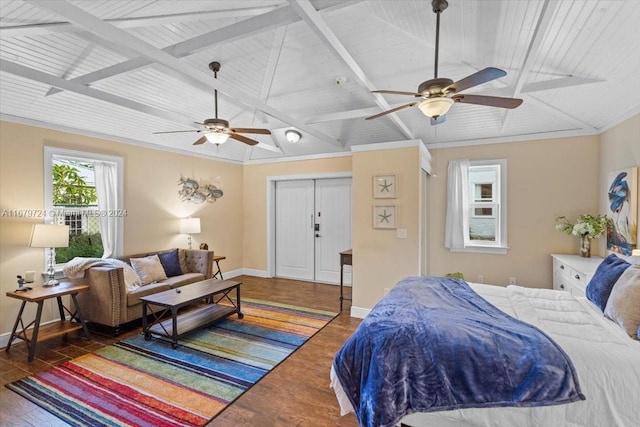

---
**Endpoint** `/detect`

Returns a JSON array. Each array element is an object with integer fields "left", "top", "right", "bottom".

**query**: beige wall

[
  {"left": 352, "top": 146, "right": 423, "bottom": 309},
  {"left": 428, "top": 135, "right": 601, "bottom": 288},
  {"left": 599, "top": 113, "right": 640, "bottom": 248},
  {"left": 241, "top": 157, "right": 352, "bottom": 272},
  {"left": 0, "top": 120, "right": 243, "bottom": 336}
]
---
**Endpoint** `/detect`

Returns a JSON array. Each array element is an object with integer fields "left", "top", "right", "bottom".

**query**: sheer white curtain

[
  {"left": 445, "top": 159, "right": 470, "bottom": 250},
  {"left": 94, "top": 161, "right": 118, "bottom": 258}
]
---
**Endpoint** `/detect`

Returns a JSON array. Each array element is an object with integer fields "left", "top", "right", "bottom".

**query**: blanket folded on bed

[{"left": 332, "top": 276, "right": 585, "bottom": 427}]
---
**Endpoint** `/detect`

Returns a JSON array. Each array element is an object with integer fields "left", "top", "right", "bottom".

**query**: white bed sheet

[{"left": 331, "top": 283, "right": 640, "bottom": 427}]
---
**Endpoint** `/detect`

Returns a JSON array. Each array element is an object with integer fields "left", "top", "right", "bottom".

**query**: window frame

[
  {"left": 44, "top": 147, "right": 124, "bottom": 266},
  {"left": 455, "top": 159, "right": 508, "bottom": 254}
]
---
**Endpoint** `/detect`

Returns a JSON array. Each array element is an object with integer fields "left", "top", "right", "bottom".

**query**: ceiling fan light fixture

[
  {"left": 205, "top": 132, "right": 229, "bottom": 145},
  {"left": 418, "top": 97, "right": 454, "bottom": 118},
  {"left": 285, "top": 129, "right": 302, "bottom": 143}
]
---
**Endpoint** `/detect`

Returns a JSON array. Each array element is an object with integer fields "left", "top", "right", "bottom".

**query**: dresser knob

[
  {"left": 574, "top": 274, "right": 580, "bottom": 280},
  {"left": 560, "top": 265, "right": 565, "bottom": 270},
  {"left": 560, "top": 284, "right": 565, "bottom": 289}
]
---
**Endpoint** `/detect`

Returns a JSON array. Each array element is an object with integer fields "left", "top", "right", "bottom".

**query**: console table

[
  {"left": 5, "top": 282, "right": 90, "bottom": 361},
  {"left": 340, "top": 249, "right": 352, "bottom": 311}
]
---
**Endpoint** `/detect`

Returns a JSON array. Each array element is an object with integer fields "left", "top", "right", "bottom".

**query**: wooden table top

[
  {"left": 213, "top": 255, "right": 225, "bottom": 261},
  {"left": 6, "top": 282, "right": 89, "bottom": 302},
  {"left": 140, "top": 278, "right": 240, "bottom": 306}
]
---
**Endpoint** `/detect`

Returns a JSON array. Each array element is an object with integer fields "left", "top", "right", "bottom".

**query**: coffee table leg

[
  {"left": 142, "top": 303, "right": 150, "bottom": 340},
  {"left": 236, "top": 284, "right": 243, "bottom": 319},
  {"left": 171, "top": 308, "right": 178, "bottom": 348}
]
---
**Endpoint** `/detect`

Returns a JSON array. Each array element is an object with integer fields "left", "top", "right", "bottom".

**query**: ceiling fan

[
  {"left": 153, "top": 61, "right": 271, "bottom": 146},
  {"left": 366, "top": 0, "right": 523, "bottom": 125}
]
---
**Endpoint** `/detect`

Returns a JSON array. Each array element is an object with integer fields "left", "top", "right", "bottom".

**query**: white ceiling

[{"left": 1, "top": 0, "right": 639, "bottom": 163}]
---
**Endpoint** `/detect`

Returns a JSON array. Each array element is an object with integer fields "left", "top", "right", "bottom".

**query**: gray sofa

[{"left": 73, "top": 249, "right": 213, "bottom": 334}]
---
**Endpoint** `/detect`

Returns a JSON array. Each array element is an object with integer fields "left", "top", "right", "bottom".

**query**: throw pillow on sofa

[
  {"left": 158, "top": 249, "right": 183, "bottom": 277},
  {"left": 130, "top": 255, "right": 168, "bottom": 285}
]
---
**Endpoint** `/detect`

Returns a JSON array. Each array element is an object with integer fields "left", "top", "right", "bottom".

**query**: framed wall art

[
  {"left": 373, "top": 205, "right": 397, "bottom": 229},
  {"left": 373, "top": 174, "right": 397, "bottom": 199},
  {"left": 606, "top": 167, "right": 638, "bottom": 256}
]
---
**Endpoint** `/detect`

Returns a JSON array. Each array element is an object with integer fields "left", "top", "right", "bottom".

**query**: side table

[
  {"left": 5, "top": 282, "right": 90, "bottom": 361},
  {"left": 212, "top": 255, "right": 226, "bottom": 279},
  {"left": 339, "top": 249, "right": 352, "bottom": 311}
]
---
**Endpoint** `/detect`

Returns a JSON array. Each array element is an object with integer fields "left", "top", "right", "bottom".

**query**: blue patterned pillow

[
  {"left": 586, "top": 254, "right": 630, "bottom": 311},
  {"left": 158, "top": 249, "right": 183, "bottom": 277}
]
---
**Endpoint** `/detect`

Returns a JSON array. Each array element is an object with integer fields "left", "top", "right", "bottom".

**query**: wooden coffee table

[{"left": 140, "top": 278, "right": 242, "bottom": 348}]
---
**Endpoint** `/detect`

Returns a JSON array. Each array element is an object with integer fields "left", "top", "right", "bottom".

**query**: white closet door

[
  {"left": 314, "top": 178, "right": 352, "bottom": 284},
  {"left": 275, "top": 180, "right": 315, "bottom": 280}
]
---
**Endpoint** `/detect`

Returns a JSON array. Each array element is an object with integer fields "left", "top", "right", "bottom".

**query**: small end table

[
  {"left": 212, "top": 255, "right": 226, "bottom": 279},
  {"left": 5, "top": 282, "right": 90, "bottom": 361}
]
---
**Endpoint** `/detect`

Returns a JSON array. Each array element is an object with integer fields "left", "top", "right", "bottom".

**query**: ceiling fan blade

[
  {"left": 230, "top": 127, "right": 271, "bottom": 135},
  {"left": 193, "top": 136, "right": 208, "bottom": 145},
  {"left": 372, "top": 89, "right": 422, "bottom": 97},
  {"left": 153, "top": 130, "right": 200, "bottom": 134},
  {"left": 365, "top": 102, "right": 419, "bottom": 120},
  {"left": 229, "top": 133, "right": 259, "bottom": 146},
  {"left": 452, "top": 94, "right": 523, "bottom": 109},
  {"left": 444, "top": 67, "right": 507, "bottom": 94}
]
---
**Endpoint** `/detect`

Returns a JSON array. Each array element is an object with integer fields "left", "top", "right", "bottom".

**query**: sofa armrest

[
  {"left": 183, "top": 249, "right": 214, "bottom": 278},
  {"left": 74, "top": 266, "right": 126, "bottom": 327}
]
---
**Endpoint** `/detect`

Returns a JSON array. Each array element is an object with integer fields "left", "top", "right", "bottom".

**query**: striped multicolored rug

[{"left": 6, "top": 298, "right": 337, "bottom": 427}]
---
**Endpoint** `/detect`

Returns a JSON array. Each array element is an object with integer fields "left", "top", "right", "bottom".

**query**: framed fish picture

[{"left": 607, "top": 167, "right": 638, "bottom": 256}]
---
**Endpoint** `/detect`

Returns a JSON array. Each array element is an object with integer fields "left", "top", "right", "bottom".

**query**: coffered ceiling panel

[{"left": 1, "top": 0, "right": 638, "bottom": 163}]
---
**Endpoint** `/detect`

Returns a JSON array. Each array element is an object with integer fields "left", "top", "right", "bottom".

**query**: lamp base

[{"left": 43, "top": 279, "right": 60, "bottom": 287}]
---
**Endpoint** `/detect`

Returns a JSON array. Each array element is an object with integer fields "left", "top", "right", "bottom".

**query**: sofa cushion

[
  {"left": 158, "top": 249, "right": 183, "bottom": 277},
  {"left": 130, "top": 255, "right": 168, "bottom": 285},
  {"left": 127, "top": 282, "right": 171, "bottom": 306},
  {"left": 164, "top": 273, "right": 205, "bottom": 288}
]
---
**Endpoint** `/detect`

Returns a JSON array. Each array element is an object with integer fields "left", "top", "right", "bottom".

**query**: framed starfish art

[
  {"left": 373, "top": 205, "right": 397, "bottom": 229},
  {"left": 373, "top": 174, "right": 397, "bottom": 199}
]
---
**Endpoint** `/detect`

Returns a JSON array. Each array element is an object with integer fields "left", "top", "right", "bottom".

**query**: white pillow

[
  {"left": 130, "top": 255, "right": 167, "bottom": 285},
  {"left": 106, "top": 258, "right": 142, "bottom": 291},
  {"left": 604, "top": 264, "right": 640, "bottom": 339}
]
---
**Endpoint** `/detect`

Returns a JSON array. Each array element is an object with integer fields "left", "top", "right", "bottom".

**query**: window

[
  {"left": 445, "top": 159, "right": 507, "bottom": 254},
  {"left": 44, "top": 147, "right": 124, "bottom": 265}
]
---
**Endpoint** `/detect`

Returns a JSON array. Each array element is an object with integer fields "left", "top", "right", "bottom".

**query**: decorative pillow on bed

[
  {"left": 586, "top": 254, "right": 630, "bottom": 311},
  {"left": 130, "top": 255, "right": 168, "bottom": 285},
  {"left": 604, "top": 264, "right": 640, "bottom": 338},
  {"left": 158, "top": 249, "right": 183, "bottom": 277}
]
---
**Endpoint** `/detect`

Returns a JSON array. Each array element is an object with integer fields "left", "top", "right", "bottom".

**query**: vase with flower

[{"left": 555, "top": 214, "right": 611, "bottom": 257}]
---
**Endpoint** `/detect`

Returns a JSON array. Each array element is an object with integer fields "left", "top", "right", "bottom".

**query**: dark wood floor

[{"left": 0, "top": 276, "right": 361, "bottom": 427}]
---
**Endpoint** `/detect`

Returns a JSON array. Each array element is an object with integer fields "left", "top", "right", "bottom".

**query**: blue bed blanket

[{"left": 332, "top": 276, "right": 585, "bottom": 427}]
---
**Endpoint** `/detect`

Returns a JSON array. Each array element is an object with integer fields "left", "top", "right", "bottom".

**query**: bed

[{"left": 331, "top": 273, "right": 640, "bottom": 427}]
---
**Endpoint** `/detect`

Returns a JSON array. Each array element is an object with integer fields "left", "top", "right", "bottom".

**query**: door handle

[{"left": 315, "top": 233, "right": 321, "bottom": 238}]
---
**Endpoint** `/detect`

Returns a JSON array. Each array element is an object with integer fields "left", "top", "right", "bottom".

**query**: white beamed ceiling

[{"left": 1, "top": 0, "right": 639, "bottom": 162}]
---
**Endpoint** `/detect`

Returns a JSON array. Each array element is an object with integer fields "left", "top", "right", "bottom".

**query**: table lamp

[
  {"left": 180, "top": 217, "right": 201, "bottom": 249},
  {"left": 29, "top": 223, "right": 69, "bottom": 286}
]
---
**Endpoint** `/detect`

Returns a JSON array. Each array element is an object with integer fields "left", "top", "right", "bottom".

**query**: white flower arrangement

[{"left": 555, "top": 214, "right": 611, "bottom": 239}]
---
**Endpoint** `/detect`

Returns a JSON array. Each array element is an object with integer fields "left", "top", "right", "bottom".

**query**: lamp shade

[
  {"left": 418, "top": 97, "right": 454, "bottom": 118},
  {"left": 205, "top": 132, "right": 229, "bottom": 145},
  {"left": 29, "top": 224, "right": 69, "bottom": 248},
  {"left": 180, "top": 217, "right": 201, "bottom": 234}
]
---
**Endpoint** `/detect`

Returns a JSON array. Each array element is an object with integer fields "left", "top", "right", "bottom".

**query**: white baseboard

[
  {"left": 240, "top": 268, "right": 269, "bottom": 278},
  {"left": 350, "top": 306, "right": 371, "bottom": 319}
]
